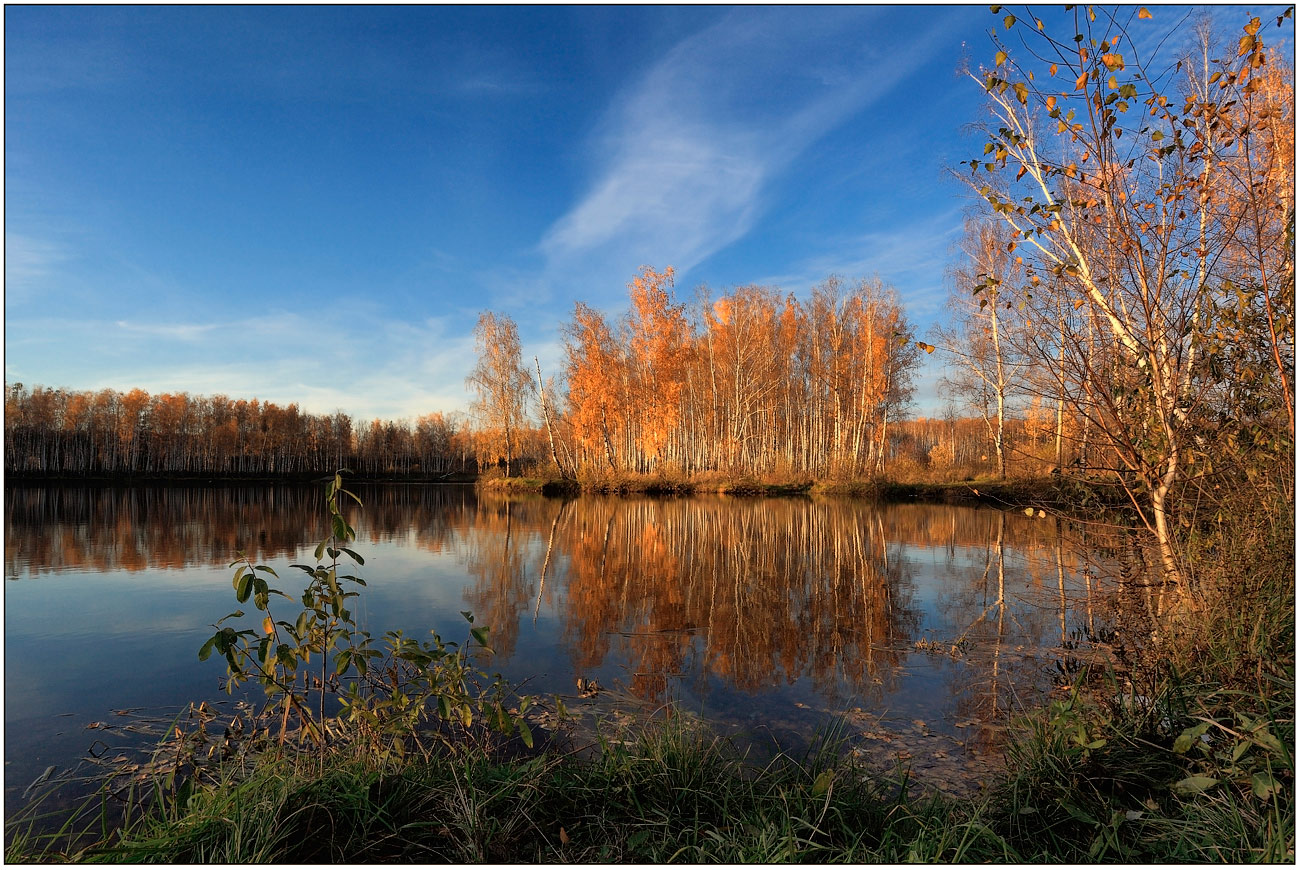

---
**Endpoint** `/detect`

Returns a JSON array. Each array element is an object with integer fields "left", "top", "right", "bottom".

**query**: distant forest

[{"left": 3, "top": 384, "right": 471, "bottom": 477}]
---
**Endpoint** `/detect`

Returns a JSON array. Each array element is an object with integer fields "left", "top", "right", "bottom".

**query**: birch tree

[
  {"left": 937, "top": 217, "right": 1029, "bottom": 479},
  {"left": 968, "top": 6, "right": 1294, "bottom": 589},
  {"left": 467, "top": 311, "right": 533, "bottom": 477}
]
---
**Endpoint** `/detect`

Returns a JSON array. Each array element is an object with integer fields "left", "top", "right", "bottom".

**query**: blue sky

[{"left": 5, "top": 5, "right": 1290, "bottom": 421}]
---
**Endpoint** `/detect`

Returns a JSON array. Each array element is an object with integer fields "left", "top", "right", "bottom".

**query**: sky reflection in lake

[{"left": 5, "top": 484, "right": 1116, "bottom": 801}]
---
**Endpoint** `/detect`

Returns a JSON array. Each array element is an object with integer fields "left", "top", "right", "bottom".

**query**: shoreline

[
  {"left": 476, "top": 473, "right": 1131, "bottom": 511},
  {"left": 4, "top": 470, "right": 1132, "bottom": 512}
]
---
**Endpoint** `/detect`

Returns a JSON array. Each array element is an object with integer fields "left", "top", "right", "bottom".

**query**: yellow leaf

[
  {"left": 1049, "top": 63, "right": 1058, "bottom": 76},
  {"left": 263, "top": 616, "right": 274, "bottom": 636},
  {"left": 1074, "top": 71, "right": 1088, "bottom": 90},
  {"left": 1073, "top": 299, "right": 1084, "bottom": 310},
  {"left": 1024, "top": 507, "right": 1035, "bottom": 517},
  {"left": 1138, "top": 7, "right": 1152, "bottom": 18}
]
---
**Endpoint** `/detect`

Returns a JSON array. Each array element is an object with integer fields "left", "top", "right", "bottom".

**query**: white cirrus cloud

[
  {"left": 114, "top": 320, "right": 221, "bottom": 342},
  {"left": 5, "top": 233, "right": 68, "bottom": 294},
  {"left": 539, "top": 8, "right": 960, "bottom": 293}
]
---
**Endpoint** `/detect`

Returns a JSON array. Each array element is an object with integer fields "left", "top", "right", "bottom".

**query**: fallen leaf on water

[{"left": 87, "top": 722, "right": 107, "bottom": 730}]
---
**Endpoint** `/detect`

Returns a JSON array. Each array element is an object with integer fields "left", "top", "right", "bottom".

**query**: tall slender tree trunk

[{"left": 535, "top": 357, "right": 568, "bottom": 478}]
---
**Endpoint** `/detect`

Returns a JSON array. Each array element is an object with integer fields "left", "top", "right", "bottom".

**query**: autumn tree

[
  {"left": 2, "top": 383, "right": 477, "bottom": 478},
  {"left": 623, "top": 266, "right": 689, "bottom": 471},
  {"left": 700, "top": 285, "right": 786, "bottom": 472},
  {"left": 968, "top": 6, "right": 1294, "bottom": 589},
  {"left": 563, "top": 302, "right": 627, "bottom": 474},
  {"left": 466, "top": 311, "right": 534, "bottom": 477},
  {"left": 936, "top": 216, "right": 1031, "bottom": 478}
]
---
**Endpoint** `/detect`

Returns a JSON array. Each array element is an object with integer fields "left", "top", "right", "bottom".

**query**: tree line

[
  {"left": 3, "top": 384, "right": 473, "bottom": 477},
  {"left": 5, "top": 373, "right": 1062, "bottom": 483},
  {"left": 469, "top": 268, "right": 925, "bottom": 479}
]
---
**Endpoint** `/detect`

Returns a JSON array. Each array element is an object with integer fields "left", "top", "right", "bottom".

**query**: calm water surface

[{"left": 5, "top": 484, "right": 1116, "bottom": 804}]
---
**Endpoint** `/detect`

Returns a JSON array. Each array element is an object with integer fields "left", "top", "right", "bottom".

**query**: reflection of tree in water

[
  {"left": 542, "top": 498, "right": 923, "bottom": 706},
  {"left": 454, "top": 498, "right": 1129, "bottom": 710},
  {"left": 13, "top": 485, "right": 1125, "bottom": 719},
  {"left": 5, "top": 483, "right": 479, "bottom": 577},
  {"left": 460, "top": 497, "right": 545, "bottom": 659},
  {"left": 354, "top": 484, "right": 475, "bottom": 553},
  {"left": 931, "top": 509, "right": 1120, "bottom": 731},
  {"left": 7, "top": 485, "right": 320, "bottom": 575}
]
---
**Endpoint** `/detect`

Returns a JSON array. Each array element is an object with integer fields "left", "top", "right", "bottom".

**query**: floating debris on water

[{"left": 21, "top": 766, "right": 55, "bottom": 799}]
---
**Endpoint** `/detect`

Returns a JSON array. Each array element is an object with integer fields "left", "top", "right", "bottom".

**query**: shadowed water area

[{"left": 5, "top": 483, "right": 1121, "bottom": 809}]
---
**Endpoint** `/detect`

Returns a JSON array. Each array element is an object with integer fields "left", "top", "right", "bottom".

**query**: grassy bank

[
  {"left": 9, "top": 681, "right": 1292, "bottom": 864},
  {"left": 477, "top": 470, "right": 1126, "bottom": 512}
]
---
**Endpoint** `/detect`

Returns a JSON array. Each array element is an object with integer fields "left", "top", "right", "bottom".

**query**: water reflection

[
  {"left": 6, "top": 484, "right": 1120, "bottom": 799},
  {"left": 4, "top": 484, "right": 478, "bottom": 575},
  {"left": 461, "top": 496, "right": 922, "bottom": 705}
]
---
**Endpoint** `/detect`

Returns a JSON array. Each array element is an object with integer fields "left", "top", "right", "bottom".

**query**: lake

[{"left": 4, "top": 483, "right": 1117, "bottom": 805}]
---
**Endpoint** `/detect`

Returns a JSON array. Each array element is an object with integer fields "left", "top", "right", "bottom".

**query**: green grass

[
  {"left": 10, "top": 685, "right": 1293, "bottom": 864},
  {"left": 7, "top": 719, "right": 1007, "bottom": 863}
]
